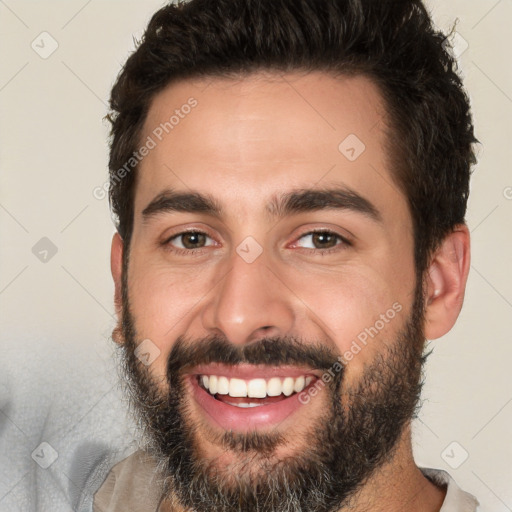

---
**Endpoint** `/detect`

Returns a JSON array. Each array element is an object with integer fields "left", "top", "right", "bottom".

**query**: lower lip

[{"left": 189, "top": 376, "right": 313, "bottom": 431}]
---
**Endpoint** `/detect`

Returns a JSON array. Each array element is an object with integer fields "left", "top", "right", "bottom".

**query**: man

[{"left": 90, "top": 0, "right": 480, "bottom": 510}]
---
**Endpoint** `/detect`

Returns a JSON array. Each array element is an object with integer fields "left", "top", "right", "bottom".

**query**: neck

[
  {"left": 336, "top": 424, "right": 446, "bottom": 512},
  {"left": 159, "top": 423, "right": 446, "bottom": 512}
]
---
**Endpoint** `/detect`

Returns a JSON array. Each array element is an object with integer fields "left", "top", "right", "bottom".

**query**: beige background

[{"left": 0, "top": 0, "right": 511, "bottom": 510}]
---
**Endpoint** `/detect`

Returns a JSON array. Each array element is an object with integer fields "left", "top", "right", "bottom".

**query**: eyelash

[{"left": 162, "top": 229, "right": 352, "bottom": 257}]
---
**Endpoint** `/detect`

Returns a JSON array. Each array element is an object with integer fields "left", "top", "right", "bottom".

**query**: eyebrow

[{"left": 142, "top": 186, "right": 382, "bottom": 224}]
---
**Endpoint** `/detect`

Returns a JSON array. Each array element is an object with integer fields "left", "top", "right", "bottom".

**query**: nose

[{"left": 200, "top": 249, "right": 296, "bottom": 346}]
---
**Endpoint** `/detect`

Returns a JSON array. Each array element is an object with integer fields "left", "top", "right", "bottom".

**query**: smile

[
  {"left": 188, "top": 365, "right": 320, "bottom": 430},
  {"left": 198, "top": 374, "right": 315, "bottom": 406}
]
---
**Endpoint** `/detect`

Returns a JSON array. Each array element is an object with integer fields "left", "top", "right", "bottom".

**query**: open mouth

[
  {"left": 197, "top": 374, "right": 315, "bottom": 407},
  {"left": 189, "top": 367, "right": 320, "bottom": 430}
]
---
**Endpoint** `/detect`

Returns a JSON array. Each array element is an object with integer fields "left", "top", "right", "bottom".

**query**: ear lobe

[
  {"left": 110, "top": 232, "right": 124, "bottom": 320},
  {"left": 423, "top": 224, "right": 471, "bottom": 340}
]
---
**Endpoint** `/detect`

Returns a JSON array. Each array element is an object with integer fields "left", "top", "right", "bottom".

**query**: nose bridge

[{"left": 201, "top": 246, "right": 295, "bottom": 345}]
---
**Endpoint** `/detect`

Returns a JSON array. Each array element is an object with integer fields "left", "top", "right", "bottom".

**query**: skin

[{"left": 110, "top": 71, "right": 471, "bottom": 511}]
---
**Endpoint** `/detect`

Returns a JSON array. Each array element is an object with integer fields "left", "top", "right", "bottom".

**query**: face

[{"left": 113, "top": 71, "right": 426, "bottom": 511}]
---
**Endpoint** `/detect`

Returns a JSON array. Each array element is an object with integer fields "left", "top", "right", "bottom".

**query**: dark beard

[{"left": 115, "top": 276, "right": 428, "bottom": 512}]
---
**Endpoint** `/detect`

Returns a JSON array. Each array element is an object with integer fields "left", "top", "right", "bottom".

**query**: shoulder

[
  {"left": 92, "top": 449, "right": 165, "bottom": 512},
  {"left": 420, "top": 467, "right": 481, "bottom": 512}
]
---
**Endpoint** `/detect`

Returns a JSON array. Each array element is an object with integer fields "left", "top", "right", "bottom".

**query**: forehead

[{"left": 134, "top": 71, "right": 407, "bottom": 227}]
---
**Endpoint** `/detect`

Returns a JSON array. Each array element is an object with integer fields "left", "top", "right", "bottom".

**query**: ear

[
  {"left": 110, "top": 232, "right": 124, "bottom": 321},
  {"left": 423, "top": 224, "right": 471, "bottom": 340}
]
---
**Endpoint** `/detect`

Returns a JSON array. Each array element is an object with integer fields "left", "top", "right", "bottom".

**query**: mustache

[{"left": 167, "top": 334, "right": 342, "bottom": 377}]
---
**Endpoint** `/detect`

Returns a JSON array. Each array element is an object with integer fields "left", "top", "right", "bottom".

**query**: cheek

[
  {"left": 278, "top": 250, "right": 414, "bottom": 381},
  {"left": 127, "top": 254, "right": 213, "bottom": 378},
  {"left": 286, "top": 266, "right": 404, "bottom": 347}
]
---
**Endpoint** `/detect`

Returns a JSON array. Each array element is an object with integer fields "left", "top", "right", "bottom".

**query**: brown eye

[
  {"left": 164, "top": 231, "right": 214, "bottom": 252},
  {"left": 310, "top": 232, "right": 338, "bottom": 249},
  {"left": 180, "top": 232, "right": 207, "bottom": 249},
  {"left": 295, "top": 230, "right": 348, "bottom": 251}
]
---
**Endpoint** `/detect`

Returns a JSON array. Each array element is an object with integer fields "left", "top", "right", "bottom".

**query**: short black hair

[{"left": 107, "top": 0, "right": 477, "bottom": 277}]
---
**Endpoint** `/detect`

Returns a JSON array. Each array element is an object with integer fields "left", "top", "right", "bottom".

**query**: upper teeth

[{"left": 200, "top": 375, "right": 314, "bottom": 398}]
